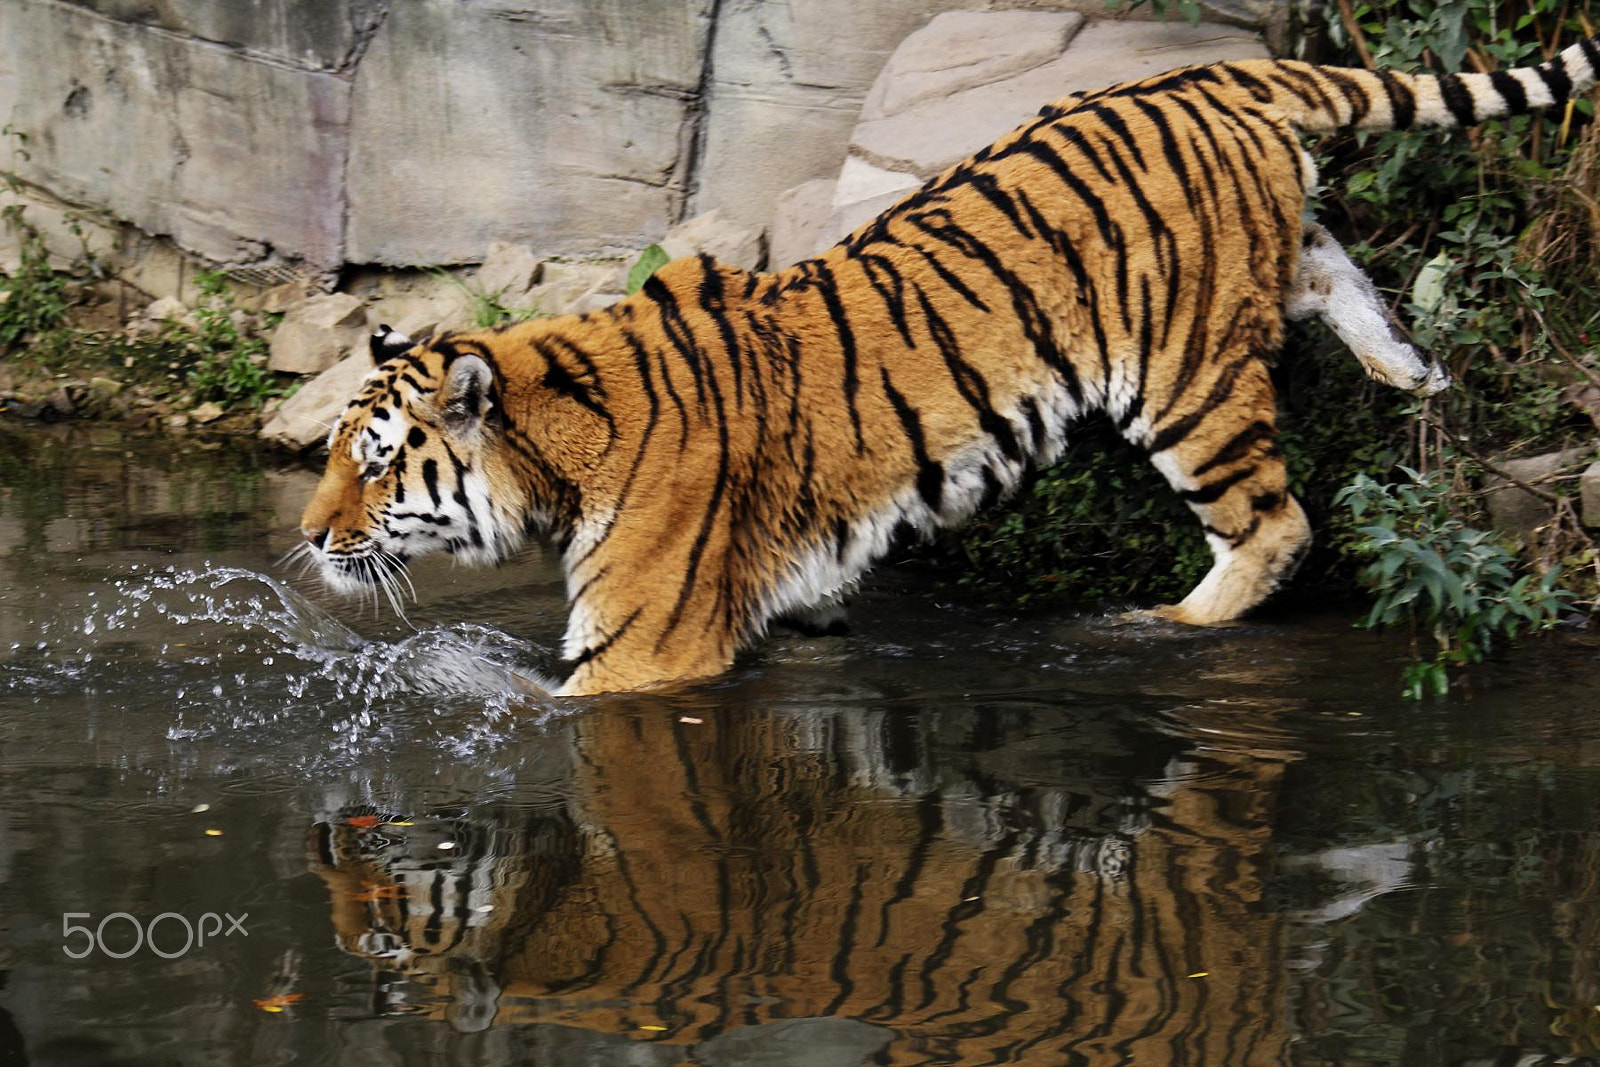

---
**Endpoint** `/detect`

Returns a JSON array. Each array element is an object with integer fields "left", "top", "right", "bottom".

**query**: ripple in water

[{"left": 5, "top": 564, "right": 564, "bottom": 755}]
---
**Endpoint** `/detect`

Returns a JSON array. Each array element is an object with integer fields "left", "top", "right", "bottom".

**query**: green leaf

[
  {"left": 1411, "top": 252, "right": 1452, "bottom": 314},
  {"left": 626, "top": 244, "right": 670, "bottom": 296}
]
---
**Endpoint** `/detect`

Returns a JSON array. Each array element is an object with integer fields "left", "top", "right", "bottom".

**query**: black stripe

[
  {"left": 810, "top": 260, "right": 864, "bottom": 453},
  {"left": 879, "top": 366, "right": 944, "bottom": 513},
  {"left": 1055, "top": 123, "right": 1116, "bottom": 183},
  {"left": 1376, "top": 69, "right": 1417, "bottom": 129},
  {"left": 1488, "top": 69, "right": 1528, "bottom": 114},
  {"left": 1251, "top": 490, "right": 1285, "bottom": 512},
  {"left": 1178, "top": 465, "right": 1256, "bottom": 504},
  {"left": 906, "top": 243, "right": 991, "bottom": 313},
  {"left": 913, "top": 832, "right": 1017, "bottom": 1011},
  {"left": 571, "top": 332, "right": 664, "bottom": 569},
  {"left": 643, "top": 277, "right": 712, "bottom": 415},
  {"left": 1581, "top": 37, "right": 1600, "bottom": 82},
  {"left": 1538, "top": 55, "right": 1573, "bottom": 102},
  {"left": 965, "top": 172, "right": 1034, "bottom": 241},
  {"left": 1085, "top": 101, "right": 1146, "bottom": 169},
  {"left": 1019, "top": 397, "right": 1047, "bottom": 454},
  {"left": 1221, "top": 63, "right": 1275, "bottom": 102},
  {"left": 566, "top": 607, "right": 642, "bottom": 668},
  {"left": 1438, "top": 73, "right": 1479, "bottom": 125},
  {"left": 1146, "top": 346, "right": 1258, "bottom": 454},
  {"left": 912, "top": 283, "right": 1022, "bottom": 461},
  {"left": 421, "top": 458, "right": 441, "bottom": 508},
  {"left": 1191, "top": 419, "right": 1274, "bottom": 477},
  {"left": 1011, "top": 138, "right": 1118, "bottom": 247},
  {"left": 1011, "top": 187, "right": 1096, "bottom": 406},
  {"left": 1117, "top": 276, "right": 1154, "bottom": 432},
  {"left": 906, "top": 208, "right": 1086, "bottom": 403},
  {"left": 1130, "top": 97, "right": 1195, "bottom": 210},
  {"left": 1101, "top": 63, "right": 1223, "bottom": 101},
  {"left": 696, "top": 254, "right": 747, "bottom": 411},
  {"left": 819, "top": 864, "right": 870, "bottom": 1016},
  {"left": 858, "top": 254, "right": 918, "bottom": 347},
  {"left": 1318, "top": 66, "right": 1373, "bottom": 125}
]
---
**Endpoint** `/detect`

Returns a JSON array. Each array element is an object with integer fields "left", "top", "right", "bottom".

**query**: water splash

[{"left": 6, "top": 564, "right": 564, "bottom": 756}]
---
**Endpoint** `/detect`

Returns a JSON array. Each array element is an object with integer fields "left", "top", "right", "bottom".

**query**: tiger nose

[{"left": 303, "top": 526, "right": 329, "bottom": 550}]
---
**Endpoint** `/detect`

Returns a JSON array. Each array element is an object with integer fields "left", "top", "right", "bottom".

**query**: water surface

[{"left": 2, "top": 424, "right": 1598, "bottom": 1066}]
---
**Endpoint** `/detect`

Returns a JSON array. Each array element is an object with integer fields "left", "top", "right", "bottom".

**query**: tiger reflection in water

[{"left": 309, "top": 704, "right": 1297, "bottom": 1064}]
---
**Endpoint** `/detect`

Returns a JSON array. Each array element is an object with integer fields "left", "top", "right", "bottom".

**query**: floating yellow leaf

[
  {"left": 638, "top": 1024, "right": 668, "bottom": 1031},
  {"left": 204, "top": 829, "right": 224, "bottom": 837},
  {"left": 1188, "top": 971, "right": 1209, "bottom": 979},
  {"left": 253, "top": 993, "right": 306, "bottom": 1013}
]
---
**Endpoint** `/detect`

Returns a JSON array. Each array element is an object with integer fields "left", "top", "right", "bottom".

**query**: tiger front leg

[{"left": 1142, "top": 361, "right": 1312, "bottom": 625}]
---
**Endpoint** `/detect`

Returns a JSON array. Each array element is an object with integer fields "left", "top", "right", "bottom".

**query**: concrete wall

[{"left": 0, "top": 0, "right": 1283, "bottom": 278}]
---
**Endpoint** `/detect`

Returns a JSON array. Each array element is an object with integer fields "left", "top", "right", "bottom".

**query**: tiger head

[{"left": 298, "top": 325, "right": 603, "bottom": 598}]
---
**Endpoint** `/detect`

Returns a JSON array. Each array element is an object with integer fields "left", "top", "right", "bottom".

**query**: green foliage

[
  {"left": 1336, "top": 468, "right": 1571, "bottom": 698},
  {"left": 626, "top": 244, "right": 669, "bottom": 295},
  {"left": 182, "top": 270, "right": 283, "bottom": 409},
  {"left": 431, "top": 268, "right": 543, "bottom": 328},
  {"left": 0, "top": 203, "right": 75, "bottom": 350},
  {"left": 952, "top": 419, "right": 1212, "bottom": 606},
  {"left": 1, "top": 126, "right": 90, "bottom": 352},
  {"left": 1104, "top": 0, "right": 1203, "bottom": 25}
]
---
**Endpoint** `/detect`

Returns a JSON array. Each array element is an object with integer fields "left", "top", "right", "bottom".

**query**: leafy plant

[
  {"left": 1337, "top": 468, "right": 1571, "bottom": 698},
  {"left": 1, "top": 126, "right": 89, "bottom": 352},
  {"left": 178, "top": 271, "right": 284, "bottom": 410},
  {"left": 431, "top": 268, "right": 542, "bottom": 328},
  {"left": 1104, "top": 0, "right": 1203, "bottom": 25},
  {"left": 0, "top": 204, "right": 75, "bottom": 351},
  {"left": 625, "top": 244, "right": 669, "bottom": 295}
]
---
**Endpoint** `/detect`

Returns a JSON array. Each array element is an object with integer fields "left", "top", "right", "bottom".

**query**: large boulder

[
  {"left": 658, "top": 209, "right": 764, "bottom": 271},
  {"left": 476, "top": 241, "right": 544, "bottom": 308},
  {"left": 687, "top": 0, "right": 996, "bottom": 231},
  {"left": 1484, "top": 446, "right": 1597, "bottom": 539},
  {"left": 805, "top": 12, "right": 1270, "bottom": 253},
  {"left": 260, "top": 353, "right": 373, "bottom": 450},
  {"left": 1581, "top": 459, "right": 1600, "bottom": 527},
  {"left": 525, "top": 261, "right": 627, "bottom": 318},
  {"left": 267, "top": 293, "right": 368, "bottom": 375},
  {"left": 768, "top": 179, "right": 837, "bottom": 269}
]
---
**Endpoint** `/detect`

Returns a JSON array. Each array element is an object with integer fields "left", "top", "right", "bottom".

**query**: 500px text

[{"left": 62, "top": 912, "right": 248, "bottom": 958}]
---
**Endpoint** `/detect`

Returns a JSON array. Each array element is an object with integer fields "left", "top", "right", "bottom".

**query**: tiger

[{"left": 299, "top": 35, "right": 1600, "bottom": 696}]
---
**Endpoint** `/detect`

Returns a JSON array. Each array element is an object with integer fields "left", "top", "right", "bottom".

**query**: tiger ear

[
  {"left": 369, "top": 325, "right": 412, "bottom": 366},
  {"left": 439, "top": 355, "right": 495, "bottom": 433}
]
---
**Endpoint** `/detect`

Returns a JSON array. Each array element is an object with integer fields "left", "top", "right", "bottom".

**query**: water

[{"left": 2, "top": 423, "right": 1599, "bottom": 1066}]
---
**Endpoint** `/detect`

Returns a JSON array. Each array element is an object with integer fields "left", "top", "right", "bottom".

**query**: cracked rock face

[
  {"left": 1, "top": 0, "right": 1283, "bottom": 280},
  {"left": 344, "top": 0, "right": 715, "bottom": 266}
]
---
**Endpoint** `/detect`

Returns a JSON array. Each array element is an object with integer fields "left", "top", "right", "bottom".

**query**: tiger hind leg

[
  {"left": 1143, "top": 360, "right": 1312, "bottom": 625},
  {"left": 1287, "top": 221, "right": 1450, "bottom": 397}
]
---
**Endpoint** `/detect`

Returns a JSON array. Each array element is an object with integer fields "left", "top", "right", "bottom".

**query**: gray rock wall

[{"left": 0, "top": 0, "right": 1283, "bottom": 277}]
